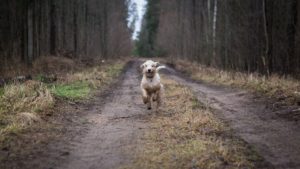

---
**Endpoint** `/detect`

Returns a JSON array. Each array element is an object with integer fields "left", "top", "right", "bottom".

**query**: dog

[{"left": 140, "top": 60, "right": 166, "bottom": 110}]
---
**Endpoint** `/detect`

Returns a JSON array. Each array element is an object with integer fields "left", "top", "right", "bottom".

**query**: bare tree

[
  {"left": 0, "top": 0, "right": 133, "bottom": 75},
  {"left": 137, "top": 0, "right": 300, "bottom": 77}
]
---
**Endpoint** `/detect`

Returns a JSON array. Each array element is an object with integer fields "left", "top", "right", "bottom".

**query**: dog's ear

[
  {"left": 140, "top": 64, "right": 145, "bottom": 69},
  {"left": 154, "top": 62, "right": 160, "bottom": 67}
]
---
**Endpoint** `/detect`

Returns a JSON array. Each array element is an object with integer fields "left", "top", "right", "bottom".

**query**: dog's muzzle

[{"left": 146, "top": 72, "right": 154, "bottom": 78}]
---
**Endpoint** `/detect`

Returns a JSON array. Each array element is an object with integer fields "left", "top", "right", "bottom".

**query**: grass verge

[
  {"left": 0, "top": 81, "right": 54, "bottom": 143},
  {"left": 50, "top": 62, "right": 124, "bottom": 100},
  {"left": 0, "top": 60, "right": 126, "bottom": 148},
  {"left": 51, "top": 82, "right": 91, "bottom": 100},
  {"left": 124, "top": 77, "right": 266, "bottom": 169},
  {"left": 165, "top": 59, "right": 300, "bottom": 106}
]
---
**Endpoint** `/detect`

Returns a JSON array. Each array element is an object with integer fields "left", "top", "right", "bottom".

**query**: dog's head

[{"left": 140, "top": 60, "right": 159, "bottom": 78}]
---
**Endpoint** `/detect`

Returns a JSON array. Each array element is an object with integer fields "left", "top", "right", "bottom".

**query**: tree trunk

[
  {"left": 212, "top": 0, "right": 218, "bottom": 62},
  {"left": 50, "top": 0, "right": 56, "bottom": 55},
  {"left": 27, "top": 1, "right": 33, "bottom": 66},
  {"left": 262, "top": 0, "right": 271, "bottom": 75}
]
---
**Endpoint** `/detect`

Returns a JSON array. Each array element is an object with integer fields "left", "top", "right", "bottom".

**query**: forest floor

[{"left": 1, "top": 59, "right": 300, "bottom": 169}]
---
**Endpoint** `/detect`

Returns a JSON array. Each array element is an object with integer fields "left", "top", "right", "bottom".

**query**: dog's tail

[{"left": 157, "top": 65, "right": 166, "bottom": 72}]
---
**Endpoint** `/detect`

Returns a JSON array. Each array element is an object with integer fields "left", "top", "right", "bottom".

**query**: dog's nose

[{"left": 148, "top": 69, "right": 151, "bottom": 73}]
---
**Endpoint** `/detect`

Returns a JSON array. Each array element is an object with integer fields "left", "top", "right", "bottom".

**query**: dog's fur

[{"left": 140, "top": 60, "right": 166, "bottom": 110}]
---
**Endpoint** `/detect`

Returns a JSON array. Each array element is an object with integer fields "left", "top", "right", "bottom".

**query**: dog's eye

[{"left": 152, "top": 65, "right": 155, "bottom": 67}]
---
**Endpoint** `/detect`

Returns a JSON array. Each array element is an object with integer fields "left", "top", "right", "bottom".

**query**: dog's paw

[
  {"left": 142, "top": 97, "right": 148, "bottom": 104},
  {"left": 152, "top": 94, "right": 158, "bottom": 102},
  {"left": 143, "top": 99, "right": 148, "bottom": 104}
]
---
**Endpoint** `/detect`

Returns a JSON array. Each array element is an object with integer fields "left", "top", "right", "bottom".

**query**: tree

[
  {"left": 0, "top": 0, "right": 133, "bottom": 76},
  {"left": 137, "top": 0, "right": 300, "bottom": 77}
]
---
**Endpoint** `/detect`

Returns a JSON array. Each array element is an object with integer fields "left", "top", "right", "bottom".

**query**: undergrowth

[
  {"left": 124, "top": 77, "right": 265, "bottom": 169},
  {"left": 0, "top": 87, "right": 4, "bottom": 96},
  {"left": 51, "top": 62, "right": 124, "bottom": 100},
  {"left": 0, "top": 61, "right": 125, "bottom": 146},
  {"left": 167, "top": 59, "right": 300, "bottom": 106},
  {"left": 0, "top": 81, "right": 54, "bottom": 142}
]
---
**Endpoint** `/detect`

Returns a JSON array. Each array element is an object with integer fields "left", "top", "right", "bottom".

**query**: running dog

[{"left": 140, "top": 60, "right": 166, "bottom": 110}]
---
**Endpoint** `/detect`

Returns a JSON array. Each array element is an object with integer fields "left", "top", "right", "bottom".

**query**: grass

[
  {"left": 50, "top": 62, "right": 125, "bottom": 100},
  {"left": 35, "top": 74, "right": 47, "bottom": 82},
  {"left": 105, "top": 63, "right": 124, "bottom": 78},
  {"left": 166, "top": 59, "right": 300, "bottom": 106},
  {"left": 51, "top": 82, "right": 91, "bottom": 100},
  {"left": 0, "top": 81, "right": 54, "bottom": 142},
  {"left": 0, "top": 60, "right": 126, "bottom": 147},
  {"left": 0, "top": 87, "right": 4, "bottom": 96},
  {"left": 124, "top": 77, "right": 264, "bottom": 169}
]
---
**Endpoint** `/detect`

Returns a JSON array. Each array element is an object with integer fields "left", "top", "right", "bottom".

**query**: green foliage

[
  {"left": 35, "top": 74, "right": 48, "bottom": 83},
  {"left": 51, "top": 82, "right": 91, "bottom": 100},
  {"left": 135, "top": 0, "right": 160, "bottom": 57}
]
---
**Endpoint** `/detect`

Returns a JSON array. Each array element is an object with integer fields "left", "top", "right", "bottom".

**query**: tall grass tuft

[
  {"left": 0, "top": 80, "right": 54, "bottom": 139},
  {"left": 0, "top": 80, "right": 54, "bottom": 115}
]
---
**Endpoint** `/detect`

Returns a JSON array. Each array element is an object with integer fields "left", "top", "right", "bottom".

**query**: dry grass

[
  {"left": 0, "top": 56, "right": 77, "bottom": 78},
  {"left": 32, "top": 56, "right": 77, "bottom": 75},
  {"left": 167, "top": 59, "right": 300, "bottom": 105},
  {"left": 0, "top": 60, "right": 126, "bottom": 145},
  {"left": 124, "top": 77, "right": 263, "bottom": 169},
  {"left": 0, "top": 80, "right": 54, "bottom": 140},
  {"left": 0, "top": 87, "right": 4, "bottom": 96},
  {"left": 64, "top": 62, "right": 124, "bottom": 89},
  {"left": 51, "top": 61, "right": 125, "bottom": 100}
]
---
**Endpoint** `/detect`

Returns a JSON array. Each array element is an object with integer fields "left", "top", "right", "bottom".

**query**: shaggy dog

[{"left": 140, "top": 60, "right": 166, "bottom": 110}]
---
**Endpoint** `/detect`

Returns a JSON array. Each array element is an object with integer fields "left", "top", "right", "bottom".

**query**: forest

[
  {"left": 0, "top": 0, "right": 132, "bottom": 76},
  {"left": 137, "top": 0, "right": 300, "bottom": 77},
  {"left": 1, "top": 1, "right": 300, "bottom": 169}
]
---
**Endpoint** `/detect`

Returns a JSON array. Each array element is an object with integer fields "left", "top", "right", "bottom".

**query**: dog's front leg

[
  {"left": 147, "top": 93, "right": 152, "bottom": 110},
  {"left": 141, "top": 88, "right": 148, "bottom": 104},
  {"left": 152, "top": 93, "right": 157, "bottom": 102},
  {"left": 156, "top": 90, "right": 162, "bottom": 110}
]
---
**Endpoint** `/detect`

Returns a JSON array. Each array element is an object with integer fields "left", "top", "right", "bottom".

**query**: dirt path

[
  {"left": 162, "top": 67, "right": 300, "bottom": 169},
  {"left": 6, "top": 60, "right": 300, "bottom": 169},
  {"left": 53, "top": 61, "right": 147, "bottom": 169},
  {"left": 57, "top": 60, "right": 300, "bottom": 169}
]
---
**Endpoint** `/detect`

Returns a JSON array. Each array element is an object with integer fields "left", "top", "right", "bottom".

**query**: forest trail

[
  {"left": 57, "top": 59, "right": 300, "bottom": 169},
  {"left": 54, "top": 61, "right": 147, "bottom": 169},
  {"left": 13, "top": 59, "right": 300, "bottom": 169}
]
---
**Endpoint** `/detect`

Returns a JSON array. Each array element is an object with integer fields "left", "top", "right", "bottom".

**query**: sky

[{"left": 129, "top": 0, "right": 147, "bottom": 39}]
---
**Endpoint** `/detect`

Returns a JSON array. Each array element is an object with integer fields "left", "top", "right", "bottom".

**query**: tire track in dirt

[
  {"left": 161, "top": 67, "right": 300, "bottom": 169},
  {"left": 55, "top": 61, "right": 147, "bottom": 169}
]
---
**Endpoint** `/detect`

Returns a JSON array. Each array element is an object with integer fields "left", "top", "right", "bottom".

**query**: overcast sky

[{"left": 129, "top": 0, "right": 147, "bottom": 39}]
